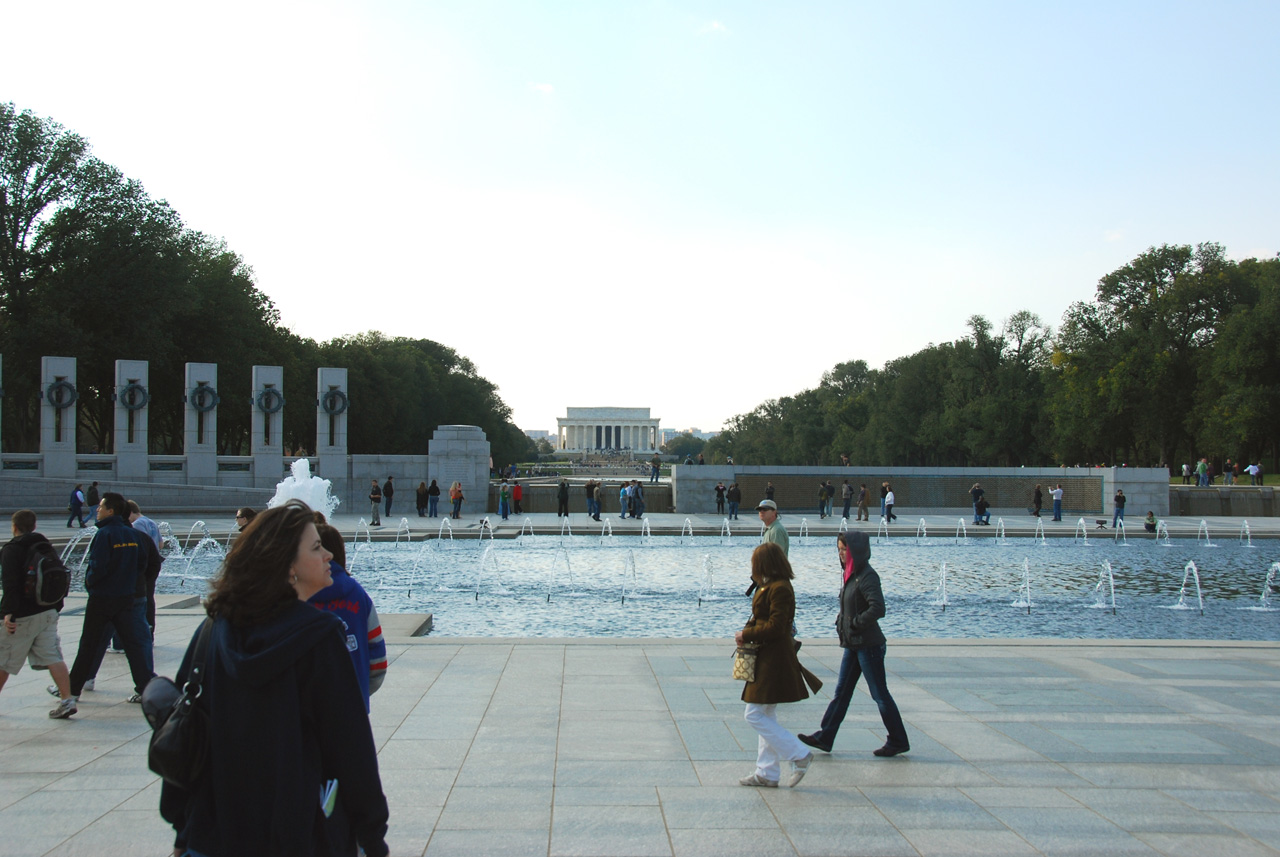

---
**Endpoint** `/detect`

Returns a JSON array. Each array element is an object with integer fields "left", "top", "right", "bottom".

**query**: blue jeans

[
  {"left": 812, "top": 643, "right": 908, "bottom": 749},
  {"left": 1113, "top": 508, "right": 1124, "bottom": 527},
  {"left": 650, "top": 466, "right": 659, "bottom": 483},
  {"left": 978, "top": 510, "right": 990, "bottom": 524},
  {"left": 428, "top": 496, "right": 439, "bottom": 517},
  {"left": 728, "top": 501, "right": 739, "bottom": 519},
  {"left": 499, "top": 500, "right": 509, "bottom": 519},
  {"left": 1052, "top": 499, "right": 1062, "bottom": 521}
]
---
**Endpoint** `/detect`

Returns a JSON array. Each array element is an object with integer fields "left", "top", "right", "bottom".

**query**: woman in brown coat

[{"left": 735, "top": 542, "right": 813, "bottom": 788}]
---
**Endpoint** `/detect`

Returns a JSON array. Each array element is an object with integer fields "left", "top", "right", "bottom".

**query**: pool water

[{"left": 155, "top": 534, "right": 1280, "bottom": 640}]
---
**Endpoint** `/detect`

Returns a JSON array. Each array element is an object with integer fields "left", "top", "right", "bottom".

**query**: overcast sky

[{"left": 6, "top": 1, "right": 1277, "bottom": 435}]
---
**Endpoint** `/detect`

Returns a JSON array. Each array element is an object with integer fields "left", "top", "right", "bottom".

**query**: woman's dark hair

[
  {"left": 418, "top": 481, "right": 427, "bottom": 491},
  {"left": 751, "top": 541, "right": 794, "bottom": 587},
  {"left": 316, "top": 522, "right": 346, "bottom": 568},
  {"left": 236, "top": 507, "right": 258, "bottom": 523},
  {"left": 207, "top": 500, "right": 314, "bottom": 626}
]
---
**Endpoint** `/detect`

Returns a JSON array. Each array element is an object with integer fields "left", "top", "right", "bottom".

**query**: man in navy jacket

[{"left": 65, "top": 492, "right": 154, "bottom": 701}]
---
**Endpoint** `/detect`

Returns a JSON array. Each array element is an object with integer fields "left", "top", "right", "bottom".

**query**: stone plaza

[{"left": 1, "top": 509, "right": 1278, "bottom": 856}]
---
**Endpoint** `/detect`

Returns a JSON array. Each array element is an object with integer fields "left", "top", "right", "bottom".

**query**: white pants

[{"left": 744, "top": 703, "right": 808, "bottom": 782}]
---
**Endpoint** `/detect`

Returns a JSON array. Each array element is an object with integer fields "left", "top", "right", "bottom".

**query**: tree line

[
  {"left": 0, "top": 103, "right": 534, "bottom": 465},
  {"left": 705, "top": 243, "right": 1279, "bottom": 474}
]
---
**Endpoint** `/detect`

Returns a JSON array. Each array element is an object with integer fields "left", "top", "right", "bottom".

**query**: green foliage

[
  {"left": 0, "top": 103, "right": 528, "bottom": 461},
  {"left": 662, "top": 433, "right": 706, "bottom": 459},
  {"left": 719, "top": 247, "right": 1278, "bottom": 471}
]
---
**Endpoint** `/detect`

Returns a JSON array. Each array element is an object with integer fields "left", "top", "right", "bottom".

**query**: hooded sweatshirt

[
  {"left": 160, "top": 600, "right": 390, "bottom": 857},
  {"left": 835, "top": 531, "right": 887, "bottom": 649},
  {"left": 309, "top": 561, "right": 387, "bottom": 712}
]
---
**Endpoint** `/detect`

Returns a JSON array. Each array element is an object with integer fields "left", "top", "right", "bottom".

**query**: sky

[{"left": 5, "top": 1, "right": 1278, "bottom": 436}]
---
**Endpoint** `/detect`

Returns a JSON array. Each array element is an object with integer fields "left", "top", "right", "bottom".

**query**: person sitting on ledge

[{"left": 1144, "top": 511, "right": 1158, "bottom": 534}]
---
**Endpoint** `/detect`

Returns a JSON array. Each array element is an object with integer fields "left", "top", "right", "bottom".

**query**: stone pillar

[
  {"left": 251, "top": 365, "right": 285, "bottom": 488},
  {"left": 315, "top": 367, "right": 349, "bottom": 494},
  {"left": 185, "top": 363, "right": 219, "bottom": 485},
  {"left": 114, "top": 360, "right": 150, "bottom": 481},
  {"left": 40, "top": 356, "right": 78, "bottom": 480},
  {"left": 427, "top": 425, "right": 490, "bottom": 517}
]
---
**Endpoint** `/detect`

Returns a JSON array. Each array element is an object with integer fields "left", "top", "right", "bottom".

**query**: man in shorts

[{"left": 0, "top": 510, "right": 76, "bottom": 718}]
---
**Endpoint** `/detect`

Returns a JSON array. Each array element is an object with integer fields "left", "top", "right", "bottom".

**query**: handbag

[
  {"left": 732, "top": 643, "right": 759, "bottom": 681},
  {"left": 142, "top": 618, "right": 214, "bottom": 789}
]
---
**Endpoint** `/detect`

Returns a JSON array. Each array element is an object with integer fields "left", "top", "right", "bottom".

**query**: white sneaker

[
  {"left": 788, "top": 751, "right": 814, "bottom": 788},
  {"left": 49, "top": 698, "right": 78, "bottom": 719},
  {"left": 738, "top": 773, "right": 779, "bottom": 788}
]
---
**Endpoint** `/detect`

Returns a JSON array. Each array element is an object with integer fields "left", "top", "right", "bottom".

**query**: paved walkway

[{"left": 2, "top": 597, "right": 1279, "bottom": 856}]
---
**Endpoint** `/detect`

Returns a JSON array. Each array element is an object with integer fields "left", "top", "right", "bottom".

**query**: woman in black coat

[
  {"left": 799, "top": 531, "right": 909, "bottom": 757},
  {"left": 160, "top": 501, "right": 390, "bottom": 857}
]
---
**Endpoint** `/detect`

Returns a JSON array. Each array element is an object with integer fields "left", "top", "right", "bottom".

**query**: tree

[{"left": 662, "top": 433, "right": 706, "bottom": 459}]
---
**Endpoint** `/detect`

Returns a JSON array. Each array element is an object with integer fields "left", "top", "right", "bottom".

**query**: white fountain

[{"left": 267, "top": 458, "right": 340, "bottom": 519}]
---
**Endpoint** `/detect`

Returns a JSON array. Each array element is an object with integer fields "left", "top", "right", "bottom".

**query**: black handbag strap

[{"left": 184, "top": 618, "right": 214, "bottom": 697}]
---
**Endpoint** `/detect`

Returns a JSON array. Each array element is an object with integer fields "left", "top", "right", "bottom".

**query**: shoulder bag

[
  {"left": 732, "top": 643, "right": 759, "bottom": 681},
  {"left": 142, "top": 617, "right": 214, "bottom": 789}
]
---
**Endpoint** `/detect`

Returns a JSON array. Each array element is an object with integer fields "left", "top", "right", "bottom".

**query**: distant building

[
  {"left": 556, "top": 407, "right": 660, "bottom": 453},
  {"left": 523, "top": 430, "right": 551, "bottom": 440}
]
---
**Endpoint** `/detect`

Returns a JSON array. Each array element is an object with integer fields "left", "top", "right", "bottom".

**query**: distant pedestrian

[
  {"left": 1032, "top": 485, "right": 1043, "bottom": 518},
  {"left": 382, "top": 477, "right": 394, "bottom": 517},
  {"left": 1112, "top": 489, "right": 1126, "bottom": 528},
  {"left": 715, "top": 482, "right": 727, "bottom": 515},
  {"left": 85, "top": 481, "right": 101, "bottom": 509},
  {"left": 879, "top": 482, "right": 889, "bottom": 519},
  {"left": 557, "top": 479, "right": 570, "bottom": 517},
  {"left": 66, "top": 484, "right": 87, "bottom": 529},
  {"left": 416, "top": 482, "right": 428, "bottom": 517},
  {"left": 765, "top": 482, "right": 775, "bottom": 501},
  {"left": 727, "top": 483, "right": 742, "bottom": 520},
  {"left": 841, "top": 480, "right": 853, "bottom": 520},
  {"left": 450, "top": 481, "right": 464, "bottom": 519},
  {"left": 969, "top": 483, "right": 984, "bottom": 524},
  {"left": 1051, "top": 484, "right": 1064, "bottom": 521},
  {"left": 856, "top": 483, "right": 869, "bottom": 521},
  {"left": 817, "top": 483, "right": 828, "bottom": 519},
  {"left": 650, "top": 455, "right": 660, "bottom": 483},
  {"left": 427, "top": 480, "right": 441, "bottom": 517},
  {"left": 368, "top": 479, "right": 383, "bottom": 526},
  {"left": 513, "top": 481, "right": 523, "bottom": 515},
  {"left": 884, "top": 486, "right": 897, "bottom": 522},
  {"left": 1144, "top": 511, "right": 1158, "bottom": 534},
  {"left": 498, "top": 480, "right": 511, "bottom": 521}
]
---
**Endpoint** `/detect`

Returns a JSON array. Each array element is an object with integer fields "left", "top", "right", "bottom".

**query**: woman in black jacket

[
  {"left": 160, "top": 500, "right": 390, "bottom": 857},
  {"left": 798, "top": 530, "right": 909, "bottom": 757}
]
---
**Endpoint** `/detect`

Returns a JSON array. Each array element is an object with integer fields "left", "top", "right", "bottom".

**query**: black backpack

[{"left": 24, "top": 541, "right": 71, "bottom": 607}]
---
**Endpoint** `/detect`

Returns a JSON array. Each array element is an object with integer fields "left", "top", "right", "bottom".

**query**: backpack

[{"left": 24, "top": 541, "right": 71, "bottom": 607}]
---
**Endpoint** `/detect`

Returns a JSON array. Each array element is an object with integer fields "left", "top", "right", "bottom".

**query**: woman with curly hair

[{"left": 159, "top": 500, "right": 389, "bottom": 857}]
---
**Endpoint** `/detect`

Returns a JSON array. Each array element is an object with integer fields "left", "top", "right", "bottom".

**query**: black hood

[
  {"left": 212, "top": 600, "right": 343, "bottom": 689},
  {"left": 839, "top": 530, "right": 872, "bottom": 575}
]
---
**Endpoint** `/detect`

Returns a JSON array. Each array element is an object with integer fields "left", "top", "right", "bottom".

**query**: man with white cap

[{"left": 746, "top": 499, "right": 789, "bottom": 596}]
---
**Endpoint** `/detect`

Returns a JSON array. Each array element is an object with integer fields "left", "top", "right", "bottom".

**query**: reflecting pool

[{"left": 150, "top": 533, "right": 1280, "bottom": 640}]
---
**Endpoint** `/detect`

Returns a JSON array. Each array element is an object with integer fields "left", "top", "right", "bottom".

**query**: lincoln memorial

[{"left": 556, "top": 407, "right": 660, "bottom": 453}]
